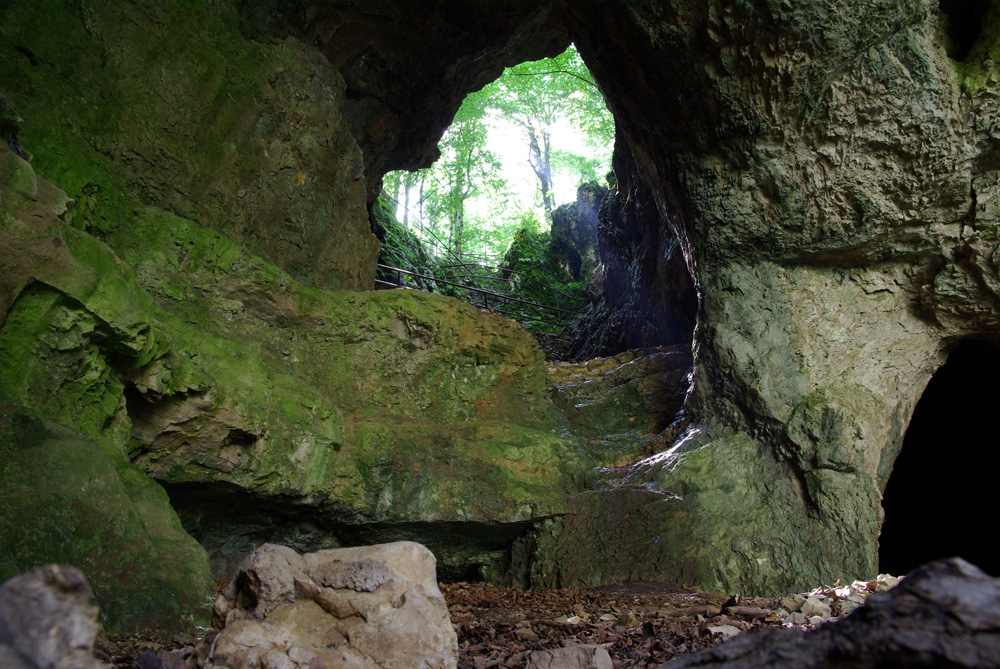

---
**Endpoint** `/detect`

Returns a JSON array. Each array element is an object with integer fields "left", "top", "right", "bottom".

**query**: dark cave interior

[
  {"left": 878, "top": 340, "right": 1000, "bottom": 577},
  {"left": 939, "top": 0, "right": 992, "bottom": 60}
]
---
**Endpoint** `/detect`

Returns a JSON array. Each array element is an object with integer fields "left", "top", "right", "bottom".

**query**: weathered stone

[
  {"left": 4, "top": 0, "right": 1000, "bottom": 616},
  {"left": 707, "top": 625, "right": 742, "bottom": 640},
  {"left": 550, "top": 182, "right": 605, "bottom": 282},
  {"left": 547, "top": 346, "right": 691, "bottom": 439},
  {"left": 566, "top": 145, "right": 697, "bottom": 360},
  {"left": 242, "top": 1, "right": 569, "bottom": 195},
  {"left": 526, "top": 645, "right": 613, "bottom": 669},
  {"left": 209, "top": 542, "right": 457, "bottom": 669},
  {"left": 0, "top": 565, "right": 108, "bottom": 669},
  {"left": 799, "top": 597, "right": 832, "bottom": 620},
  {"left": 0, "top": 149, "right": 35, "bottom": 201},
  {"left": 0, "top": 417, "right": 215, "bottom": 633},
  {"left": 779, "top": 595, "right": 806, "bottom": 613},
  {"left": 664, "top": 558, "right": 1000, "bottom": 668}
]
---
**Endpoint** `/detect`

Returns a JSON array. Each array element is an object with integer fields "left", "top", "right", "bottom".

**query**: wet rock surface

[
  {"left": 547, "top": 346, "right": 691, "bottom": 441},
  {"left": 208, "top": 542, "right": 457, "bottom": 669}
]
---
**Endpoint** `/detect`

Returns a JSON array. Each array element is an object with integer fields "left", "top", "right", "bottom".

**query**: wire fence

[
  {"left": 376, "top": 259, "right": 583, "bottom": 331},
  {"left": 377, "top": 193, "right": 585, "bottom": 331}
]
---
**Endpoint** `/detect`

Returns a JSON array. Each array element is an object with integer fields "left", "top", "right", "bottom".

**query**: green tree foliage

[
  {"left": 382, "top": 44, "right": 613, "bottom": 263},
  {"left": 489, "top": 46, "right": 613, "bottom": 219}
]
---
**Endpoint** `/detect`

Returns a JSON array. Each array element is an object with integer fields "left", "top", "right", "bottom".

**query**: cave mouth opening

[
  {"left": 939, "top": 0, "right": 992, "bottom": 60},
  {"left": 374, "top": 43, "right": 618, "bottom": 344},
  {"left": 879, "top": 340, "right": 1000, "bottom": 576}
]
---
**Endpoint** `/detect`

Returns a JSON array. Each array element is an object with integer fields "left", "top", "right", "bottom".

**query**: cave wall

[
  {"left": 4, "top": 0, "right": 1000, "bottom": 619},
  {"left": 239, "top": 0, "right": 570, "bottom": 197},
  {"left": 547, "top": 0, "right": 1000, "bottom": 591},
  {"left": 566, "top": 137, "right": 698, "bottom": 360}
]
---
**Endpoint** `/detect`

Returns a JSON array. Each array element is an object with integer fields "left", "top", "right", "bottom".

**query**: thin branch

[{"left": 509, "top": 69, "right": 598, "bottom": 89}]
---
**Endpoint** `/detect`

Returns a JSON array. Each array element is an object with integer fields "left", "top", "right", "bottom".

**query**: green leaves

[{"left": 382, "top": 44, "right": 614, "bottom": 262}]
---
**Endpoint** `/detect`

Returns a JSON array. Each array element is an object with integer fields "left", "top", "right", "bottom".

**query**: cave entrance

[
  {"left": 374, "top": 44, "right": 615, "bottom": 340},
  {"left": 939, "top": 0, "right": 992, "bottom": 61},
  {"left": 879, "top": 340, "right": 1000, "bottom": 576}
]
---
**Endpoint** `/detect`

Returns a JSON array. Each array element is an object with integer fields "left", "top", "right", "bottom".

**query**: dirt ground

[
  {"left": 98, "top": 581, "right": 790, "bottom": 668},
  {"left": 441, "top": 581, "right": 786, "bottom": 668}
]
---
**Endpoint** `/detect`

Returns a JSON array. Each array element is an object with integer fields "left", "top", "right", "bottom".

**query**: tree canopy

[{"left": 383, "top": 44, "right": 614, "bottom": 263}]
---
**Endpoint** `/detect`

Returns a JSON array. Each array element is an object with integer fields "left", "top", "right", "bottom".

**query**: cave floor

[
  {"left": 443, "top": 581, "right": 782, "bottom": 667},
  {"left": 95, "top": 579, "right": 876, "bottom": 668}
]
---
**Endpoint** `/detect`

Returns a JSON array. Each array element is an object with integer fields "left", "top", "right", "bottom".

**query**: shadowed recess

[
  {"left": 939, "top": 0, "right": 992, "bottom": 60},
  {"left": 879, "top": 340, "right": 1000, "bottom": 576}
]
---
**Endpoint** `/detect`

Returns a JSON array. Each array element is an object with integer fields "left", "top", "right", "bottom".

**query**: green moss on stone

[{"left": 0, "top": 415, "right": 214, "bottom": 633}]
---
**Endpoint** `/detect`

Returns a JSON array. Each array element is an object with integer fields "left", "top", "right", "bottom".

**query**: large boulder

[{"left": 209, "top": 542, "right": 458, "bottom": 669}]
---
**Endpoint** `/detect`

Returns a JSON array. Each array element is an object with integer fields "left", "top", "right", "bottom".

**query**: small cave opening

[
  {"left": 939, "top": 0, "right": 992, "bottom": 61},
  {"left": 879, "top": 340, "right": 1000, "bottom": 576}
]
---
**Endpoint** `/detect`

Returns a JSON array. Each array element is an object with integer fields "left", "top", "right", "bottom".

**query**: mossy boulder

[
  {"left": 0, "top": 0, "right": 376, "bottom": 290},
  {"left": 0, "top": 414, "right": 215, "bottom": 633},
  {"left": 0, "top": 147, "right": 601, "bottom": 612}
]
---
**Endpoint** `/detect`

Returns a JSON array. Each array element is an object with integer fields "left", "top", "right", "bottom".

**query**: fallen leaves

[
  {"left": 441, "top": 574, "right": 904, "bottom": 668},
  {"left": 442, "top": 581, "right": 772, "bottom": 668}
]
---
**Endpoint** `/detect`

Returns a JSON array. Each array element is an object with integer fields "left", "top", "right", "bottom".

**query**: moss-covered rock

[
  {"left": 0, "top": 142, "right": 604, "bottom": 613},
  {"left": 0, "top": 0, "right": 377, "bottom": 290},
  {"left": 0, "top": 414, "right": 215, "bottom": 633}
]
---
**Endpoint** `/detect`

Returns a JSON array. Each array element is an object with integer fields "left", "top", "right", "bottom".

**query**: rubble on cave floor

[
  {"left": 94, "top": 573, "right": 903, "bottom": 667},
  {"left": 441, "top": 574, "right": 902, "bottom": 669}
]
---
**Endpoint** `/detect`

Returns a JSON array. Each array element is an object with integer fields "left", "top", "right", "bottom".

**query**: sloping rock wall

[{"left": 549, "top": 0, "right": 1000, "bottom": 591}]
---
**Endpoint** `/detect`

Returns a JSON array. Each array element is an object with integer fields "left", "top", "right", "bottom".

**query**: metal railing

[{"left": 375, "top": 262, "right": 581, "bottom": 330}]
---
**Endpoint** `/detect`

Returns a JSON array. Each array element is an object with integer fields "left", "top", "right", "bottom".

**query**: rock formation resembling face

[{"left": 3, "top": 0, "right": 1000, "bottom": 633}]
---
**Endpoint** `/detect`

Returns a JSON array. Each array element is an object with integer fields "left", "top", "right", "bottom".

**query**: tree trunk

[{"left": 528, "top": 127, "right": 555, "bottom": 219}]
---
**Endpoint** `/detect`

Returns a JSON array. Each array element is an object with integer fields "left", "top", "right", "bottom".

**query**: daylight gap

[{"left": 373, "top": 44, "right": 614, "bottom": 340}]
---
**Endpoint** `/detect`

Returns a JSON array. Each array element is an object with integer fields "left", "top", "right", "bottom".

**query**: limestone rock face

[
  {"left": 550, "top": 182, "right": 605, "bottom": 282},
  {"left": 566, "top": 145, "right": 697, "bottom": 361},
  {"left": 5, "top": 0, "right": 1000, "bottom": 620},
  {"left": 664, "top": 558, "right": 1000, "bottom": 668},
  {"left": 527, "top": 645, "right": 613, "bottom": 669},
  {"left": 2, "top": 2, "right": 377, "bottom": 290},
  {"left": 0, "top": 565, "right": 108, "bottom": 669},
  {"left": 242, "top": 0, "right": 569, "bottom": 193},
  {"left": 548, "top": 0, "right": 1000, "bottom": 591},
  {"left": 209, "top": 542, "right": 458, "bottom": 669},
  {"left": 0, "top": 139, "right": 586, "bottom": 626}
]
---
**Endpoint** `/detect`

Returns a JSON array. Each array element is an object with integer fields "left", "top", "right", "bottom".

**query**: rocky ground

[{"left": 97, "top": 575, "right": 898, "bottom": 668}]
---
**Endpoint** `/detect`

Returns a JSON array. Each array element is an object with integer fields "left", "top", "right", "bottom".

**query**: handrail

[
  {"left": 438, "top": 261, "right": 586, "bottom": 307},
  {"left": 376, "top": 264, "right": 579, "bottom": 316}
]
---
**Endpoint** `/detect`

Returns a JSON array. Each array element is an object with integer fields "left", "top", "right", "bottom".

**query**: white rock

[
  {"left": 210, "top": 542, "right": 457, "bottom": 669},
  {"left": 800, "top": 596, "right": 833, "bottom": 619},
  {"left": 0, "top": 565, "right": 108, "bottom": 669},
  {"left": 526, "top": 645, "right": 613, "bottom": 669},
  {"left": 708, "top": 624, "right": 742, "bottom": 639}
]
